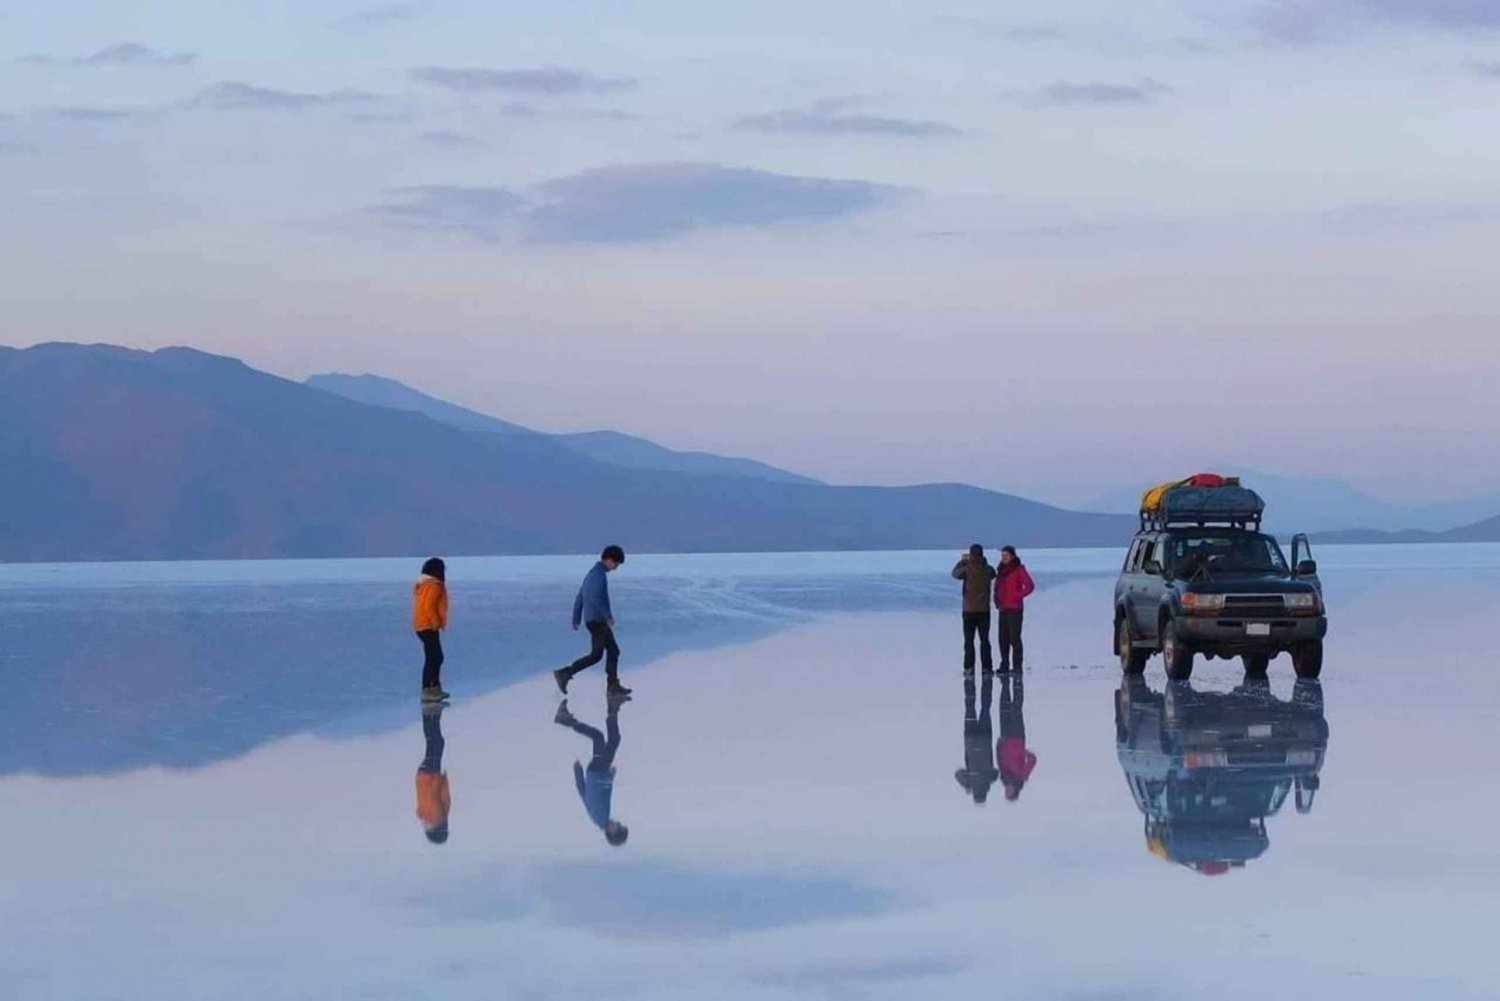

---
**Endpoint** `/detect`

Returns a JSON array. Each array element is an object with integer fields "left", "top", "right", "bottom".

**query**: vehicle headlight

[
  {"left": 1285, "top": 593, "right": 1320, "bottom": 613},
  {"left": 1182, "top": 593, "right": 1225, "bottom": 615}
]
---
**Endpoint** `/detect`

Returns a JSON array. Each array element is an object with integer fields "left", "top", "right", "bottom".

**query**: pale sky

[{"left": 3, "top": 1, "right": 1499, "bottom": 505}]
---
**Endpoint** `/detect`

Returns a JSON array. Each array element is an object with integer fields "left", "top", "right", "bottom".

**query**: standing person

[
  {"left": 553, "top": 698, "right": 629, "bottom": 846},
  {"left": 993, "top": 545, "right": 1035, "bottom": 673},
  {"left": 414, "top": 704, "right": 451, "bottom": 844},
  {"left": 952, "top": 544, "right": 996, "bottom": 676},
  {"left": 413, "top": 557, "right": 450, "bottom": 702},
  {"left": 997, "top": 675, "right": 1037, "bottom": 802},
  {"left": 555, "top": 545, "right": 631, "bottom": 699}
]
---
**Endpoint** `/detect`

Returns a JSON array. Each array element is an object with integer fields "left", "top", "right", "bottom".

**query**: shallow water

[{"left": 3, "top": 545, "right": 1498, "bottom": 999}]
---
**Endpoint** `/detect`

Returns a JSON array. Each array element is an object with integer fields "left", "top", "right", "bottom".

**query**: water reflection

[
  {"left": 554, "top": 699, "right": 630, "bottom": 846},
  {"left": 997, "top": 675, "right": 1037, "bottom": 801},
  {"left": 414, "top": 704, "right": 451, "bottom": 845},
  {"left": 1114, "top": 675, "right": 1329, "bottom": 875},
  {"left": 954, "top": 675, "right": 998, "bottom": 804}
]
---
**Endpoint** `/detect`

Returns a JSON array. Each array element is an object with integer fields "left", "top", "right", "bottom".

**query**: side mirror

[
  {"left": 1142, "top": 559, "right": 1164, "bottom": 576},
  {"left": 1296, "top": 559, "right": 1318, "bottom": 576}
]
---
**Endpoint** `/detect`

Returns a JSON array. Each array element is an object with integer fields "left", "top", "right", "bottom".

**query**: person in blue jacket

[
  {"left": 555, "top": 545, "right": 631, "bottom": 698},
  {"left": 553, "top": 698, "right": 629, "bottom": 846}
]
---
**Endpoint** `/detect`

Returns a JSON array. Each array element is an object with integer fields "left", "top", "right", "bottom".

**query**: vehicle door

[
  {"left": 1118, "top": 538, "right": 1144, "bottom": 632},
  {"left": 1290, "top": 534, "right": 1323, "bottom": 594},
  {"left": 1133, "top": 536, "right": 1169, "bottom": 638}
]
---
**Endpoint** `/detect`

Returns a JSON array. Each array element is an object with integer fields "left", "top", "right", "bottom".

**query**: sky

[{"left": 2, "top": 1, "right": 1499, "bottom": 506}]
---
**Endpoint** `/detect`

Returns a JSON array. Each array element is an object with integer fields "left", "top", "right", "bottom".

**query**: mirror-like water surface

[{"left": 3, "top": 546, "right": 1498, "bottom": 999}]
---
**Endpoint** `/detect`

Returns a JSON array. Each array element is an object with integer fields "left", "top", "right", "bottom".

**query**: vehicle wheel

[
  {"left": 1118, "top": 617, "right": 1148, "bottom": 675},
  {"left": 1292, "top": 640, "right": 1324, "bottom": 679},
  {"left": 1162, "top": 620, "right": 1194, "bottom": 680},
  {"left": 1242, "top": 652, "right": 1271, "bottom": 677}
]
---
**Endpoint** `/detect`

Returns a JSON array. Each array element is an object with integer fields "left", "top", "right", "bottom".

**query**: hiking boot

[
  {"left": 963, "top": 667, "right": 975, "bottom": 679},
  {"left": 553, "top": 701, "right": 576, "bottom": 727},
  {"left": 553, "top": 668, "right": 571, "bottom": 695},
  {"left": 607, "top": 681, "right": 633, "bottom": 699},
  {"left": 420, "top": 686, "right": 448, "bottom": 702}
]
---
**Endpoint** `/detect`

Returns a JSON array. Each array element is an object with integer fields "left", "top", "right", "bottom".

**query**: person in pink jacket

[
  {"left": 996, "top": 675, "right": 1037, "bottom": 801},
  {"left": 992, "top": 546, "right": 1036, "bottom": 673}
]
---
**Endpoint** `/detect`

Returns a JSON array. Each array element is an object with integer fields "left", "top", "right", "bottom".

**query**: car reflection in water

[{"left": 1114, "top": 675, "right": 1328, "bottom": 875}]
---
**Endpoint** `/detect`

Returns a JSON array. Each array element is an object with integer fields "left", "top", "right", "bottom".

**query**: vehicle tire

[
  {"left": 1162, "top": 620, "right": 1194, "bottom": 680},
  {"left": 1242, "top": 652, "right": 1271, "bottom": 677},
  {"left": 1118, "top": 617, "right": 1148, "bottom": 675},
  {"left": 1292, "top": 640, "right": 1324, "bottom": 679}
]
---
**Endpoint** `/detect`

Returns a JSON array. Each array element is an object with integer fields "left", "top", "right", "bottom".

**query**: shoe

[
  {"left": 553, "top": 701, "right": 576, "bottom": 727},
  {"left": 963, "top": 668, "right": 975, "bottom": 678},
  {"left": 420, "top": 686, "right": 448, "bottom": 702},
  {"left": 997, "top": 665, "right": 1011, "bottom": 675},
  {"left": 553, "top": 668, "right": 571, "bottom": 695},
  {"left": 607, "top": 682, "right": 633, "bottom": 699}
]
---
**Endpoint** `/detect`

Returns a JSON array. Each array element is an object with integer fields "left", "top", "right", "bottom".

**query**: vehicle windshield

[{"left": 1171, "top": 534, "right": 1288, "bottom": 577}]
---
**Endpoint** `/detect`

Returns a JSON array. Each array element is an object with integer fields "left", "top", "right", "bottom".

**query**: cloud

[
  {"left": 1479, "top": 62, "right": 1500, "bottom": 77},
  {"left": 524, "top": 162, "right": 902, "bottom": 243},
  {"left": 733, "top": 99, "right": 964, "bottom": 138},
  {"left": 46, "top": 107, "right": 140, "bottom": 122},
  {"left": 1249, "top": 0, "right": 1500, "bottom": 43},
  {"left": 930, "top": 16, "right": 1067, "bottom": 41},
  {"left": 190, "top": 82, "right": 382, "bottom": 112},
  {"left": 335, "top": 3, "right": 423, "bottom": 28},
  {"left": 372, "top": 185, "right": 523, "bottom": 241},
  {"left": 1028, "top": 78, "right": 1171, "bottom": 106},
  {"left": 23, "top": 42, "right": 195, "bottom": 67},
  {"left": 417, "top": 129, "right": 488, "bottom": 151},
  {"left": 410, "top": 64, "right": 637, "bottom": 95},
  {"left": 0, "top": 141, "right": 34, "bottom": 155},
  {"left": 1318, "top": 200, "right": 1492, "bottom": 235},
  {"left": 372, "top": 162, "right": 903, "bottom": 244}
]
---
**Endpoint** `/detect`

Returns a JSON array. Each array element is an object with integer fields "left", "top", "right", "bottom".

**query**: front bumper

[{"left": 1177, "top": 614, "right": 1327, "bottom": 651}]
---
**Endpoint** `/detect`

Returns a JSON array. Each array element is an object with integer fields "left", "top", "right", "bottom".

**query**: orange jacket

[
  {"left": 415, "top": 771, "right": 450, "bottom": 828},
  {"left": 412, "top": 577, "right": 448, "bottom": 632}
]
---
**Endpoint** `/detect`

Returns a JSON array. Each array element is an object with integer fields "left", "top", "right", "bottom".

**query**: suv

[{"left": 1113, "top": 484, "right": 1327, "bottom": 679}]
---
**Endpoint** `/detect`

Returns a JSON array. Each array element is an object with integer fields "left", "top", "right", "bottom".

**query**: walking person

[
  {"left": 997, "top": 675, "right": 1037, "bottom": 802},
  {"left": 993, "top": 545, "right": 1035, "bottom": 673},
  {"left": 553, "top": 698, "right": 629, "bottom": 846},
  {"left": 414, "top": 704, "right": 451, "bottom": 844},
  {"left": 952, "top": 544, "right": 996, "bottom": 676},
  {"left": 554, "top": 545, "right": 631, "bottom": 699},
  {"left": 413, "top": 557, "right": 450, "bottom": 702}
]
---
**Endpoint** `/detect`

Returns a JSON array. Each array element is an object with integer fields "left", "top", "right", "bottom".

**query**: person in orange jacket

[
  {"left": 414, "top": 704, "right": 451, "bottom": 844},
  {"left": 413, "top": 557, "right": 450, "bottom": 702}
]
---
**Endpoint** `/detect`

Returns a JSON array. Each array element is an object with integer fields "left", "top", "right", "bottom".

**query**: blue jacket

[
  {"left": 572, "top": 561, "right": 612, "bottom": 627},
  {"left": 574, "top": 761, "right": 614, "bottom": 830}
]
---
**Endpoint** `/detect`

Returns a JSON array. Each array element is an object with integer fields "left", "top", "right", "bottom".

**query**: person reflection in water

[
  {"left": 955, "top": 674, "right": 999, "bottom": 804},
  {"left": 554, "top": 699, "right": 629, "bottom": 847},
  {"left": 997, "top": 675, "right": 1038, "bottom": 801},
  {"left": 414, "top": 704, "right": 451, "bottom": 845}
]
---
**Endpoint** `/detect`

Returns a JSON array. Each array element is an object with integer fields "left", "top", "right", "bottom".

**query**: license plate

[
  {"left": 1246, "top": 623, "right": 1271, "bottom": 636},
  {"left": 1247, "top": 724, "right": 1273, "bottom": 738}
]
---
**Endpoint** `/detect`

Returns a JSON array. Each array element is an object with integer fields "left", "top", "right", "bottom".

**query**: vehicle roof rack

[{"left": 1139, "top": 484, "right": 1265, "bottom": 532}]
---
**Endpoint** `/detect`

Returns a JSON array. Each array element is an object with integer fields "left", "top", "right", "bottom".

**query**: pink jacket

[{"left": 994, "top": 564, "right": 1036, "bottom": 611}]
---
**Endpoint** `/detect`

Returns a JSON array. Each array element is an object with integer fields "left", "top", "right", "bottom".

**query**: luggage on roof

[{"left": 1140, "top": 474, "right": 1263, "bottom": 529}]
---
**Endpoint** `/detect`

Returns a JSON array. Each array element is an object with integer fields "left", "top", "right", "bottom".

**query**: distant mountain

[
  {"left": 307, "top": 372, "right": 821, "bottom": 486},
  {"left": 0, "top": 343, "right": 1134, "bottom": 561},
  {"left": 1313, "top": 514, "right": 1500, "bottom": 545},
  {"left": 1088, "top": 468, "right": 1500, "bottom": 534}
]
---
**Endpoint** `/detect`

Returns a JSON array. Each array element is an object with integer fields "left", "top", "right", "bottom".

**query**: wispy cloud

[
  {"left": 733, "top": 98, "right": 964, "bottom": 138},
  {"left": 1249, "top": 0, "right": 1500, "bottom": 44},
  {"left": 417, "top": 129, "right": 487, "bottom": 151},
  {"left": 410, "top": 65, "right": 637, "bottom": 95},
  {"left": 335, "top": 3, "right": 424, "bottom": 29},
  {"left": 373, "top": 186, "right": 523, "bottom": 242},
  {"left": 929, "top": 16, "right": 1067, "bottom": 41},
  {"left": 372, "top": 162, "right": 903, "bottom": 244},
  {"left": 1475, "top": 62, "right": 1500, "bottom": 78},
  {"left": 190, "top": 82, "right": 383, "bottom": 112},
  {"left": 22, "top": 42, "right": 195, "bottom": 68},
  {"left": 46, "top": 107, "right": 142, "bottom": 122},
  {"left": 1027, "top": 78, "right": 1171, "bottom": 107}
]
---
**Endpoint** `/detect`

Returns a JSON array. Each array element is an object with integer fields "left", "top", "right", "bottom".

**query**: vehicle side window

[
  {"left": 1142, "top": 539, "right": 1164, "bottom": 574},
  {"left": 1124, "top": 539, "right": 1142, "bottom": 573}
]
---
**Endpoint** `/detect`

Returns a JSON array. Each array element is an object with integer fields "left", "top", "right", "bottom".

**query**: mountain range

[{"left": 0, "top": 342, "right": 1133, "bottom": 562}]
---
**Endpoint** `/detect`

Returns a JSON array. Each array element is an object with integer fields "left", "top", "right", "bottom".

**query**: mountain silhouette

[{"left": 0, "top": 342, "right": 1133, "bottom": 561}]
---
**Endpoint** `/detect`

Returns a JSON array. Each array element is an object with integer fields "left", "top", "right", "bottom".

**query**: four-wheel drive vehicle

[
  {"left": 1114, "top": 675, "right": 1329, "bottom": 875},
  {"left": 1114, "top": 476, "right": 1328, "bottom": 680}
]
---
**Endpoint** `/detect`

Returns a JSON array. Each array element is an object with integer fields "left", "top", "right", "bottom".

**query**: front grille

[{"left": 1222, "top": 594, "right": 1285, "bottom": 619}]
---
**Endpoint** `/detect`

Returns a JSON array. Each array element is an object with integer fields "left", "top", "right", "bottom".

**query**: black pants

[
  {"left": 563, "top": 704, "right": 622, "bottom": 770},
  {"left": 998, "top": 610, "right": 1024, "bottom": 670},
  {"left": 962, "top": 611, "right": 993, "bottom": 671},
  {"left": 420, "top": 705, "right": 446, "bottom": 772},
  {"left": 418, "top": 629, "right": 444, "bottom": 689},
  {"left": 565, "top": 621, "right": 620, "bottom": 681}
]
